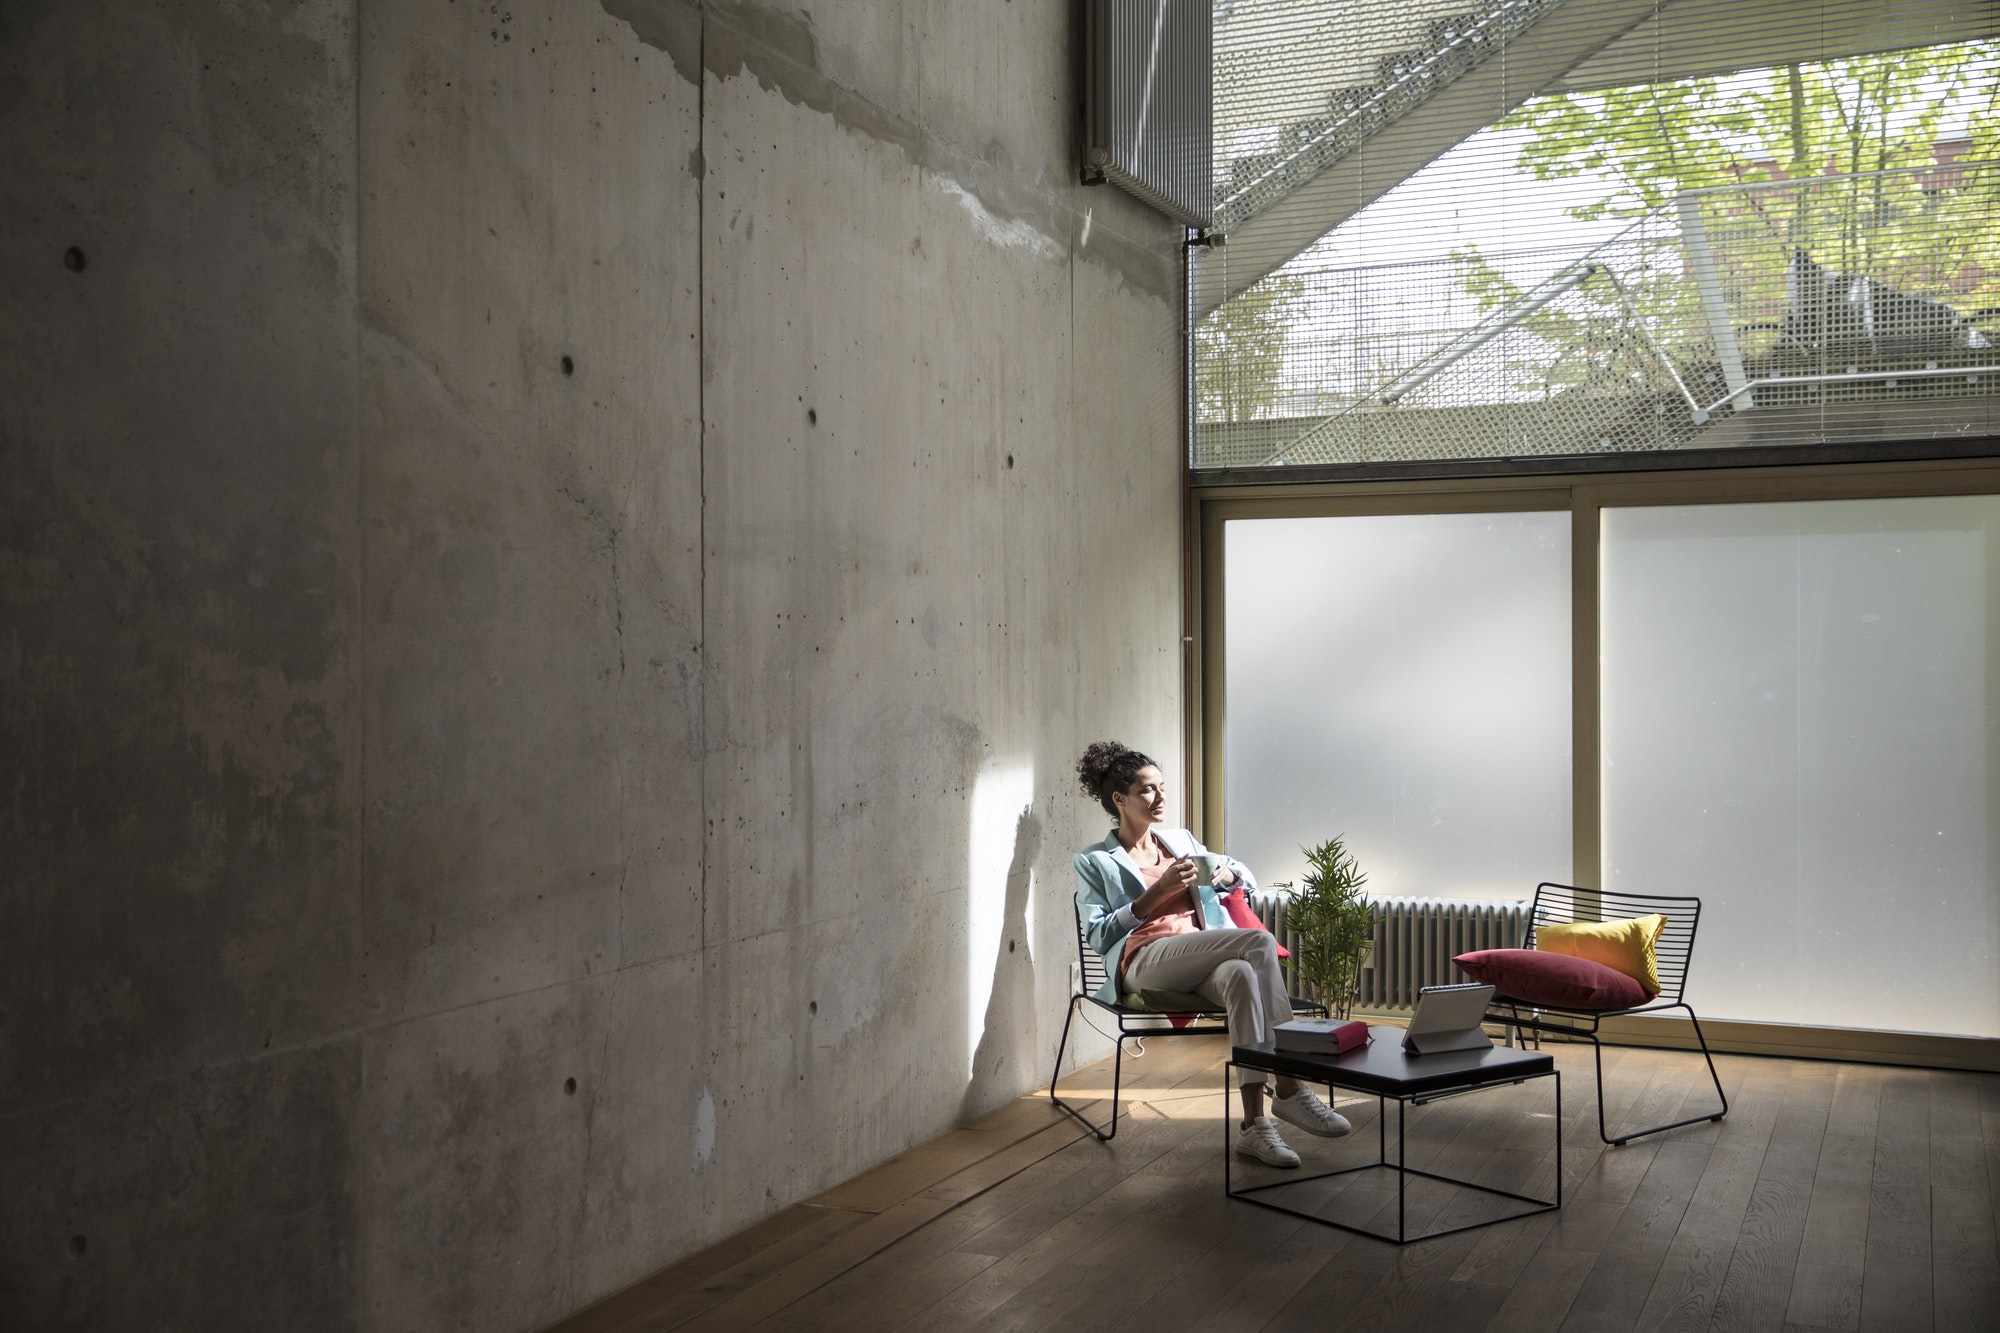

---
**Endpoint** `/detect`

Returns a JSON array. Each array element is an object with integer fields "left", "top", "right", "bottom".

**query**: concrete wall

[{"left": 1, "top": 1, "right": 1184, "bottom": 1328}]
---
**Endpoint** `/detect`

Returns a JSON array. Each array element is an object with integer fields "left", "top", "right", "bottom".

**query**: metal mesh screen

[
  {"left": 1213, "top": 0, "right": 1552, "bottom": 235},
  {"left": 1193, "top": 1, "right": 2000, "bottom": 470}
]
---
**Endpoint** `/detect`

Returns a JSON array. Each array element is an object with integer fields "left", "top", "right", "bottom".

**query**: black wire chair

[
  {"left": 1482, "top": 882, "right": 1728, "bottom": 1146},
  {"left": 1050, "top": 899, "right": 1324, "bottom": 1141}
]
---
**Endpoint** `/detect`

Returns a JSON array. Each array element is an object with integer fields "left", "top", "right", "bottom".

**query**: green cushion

[{"left": 1120, "top": 987, "right": 1220, "bottom": 1014}]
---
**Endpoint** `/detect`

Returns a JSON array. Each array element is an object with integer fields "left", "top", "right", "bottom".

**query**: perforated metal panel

[
  {"left": 1192, "top": 1, "right": 2000, "bottom": 471},
  {"left": 1083, "top": 0, "right": 1213, "bottom": 227},
  {"left": 1199, "top": 164, "right": 2000, "bottom": 468}
]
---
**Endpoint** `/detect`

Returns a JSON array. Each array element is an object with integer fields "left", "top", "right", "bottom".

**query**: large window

[
  {"left": 1194, "top": 1, "right": 2000, "bottom": 1054},
  {"left": 1602, "top": 496, "right": 2000, "bottom": 1037},
  {"left": 1203, "top": 469, "right": 2000, "bottom": 1045},
  {"left": 1221, "top": 510, "right": 1571, "bottom": 896}
]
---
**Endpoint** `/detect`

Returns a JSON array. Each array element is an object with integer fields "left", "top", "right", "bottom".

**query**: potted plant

[{"left": 1285, "top": 836, "right": 1378, "bottom": 1020}]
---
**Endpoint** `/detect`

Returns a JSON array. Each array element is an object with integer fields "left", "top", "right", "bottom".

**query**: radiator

[
  {"left": 1248, "top": 891, "right": 1531, "bottom": 1011},
  {"left": 1082, "top": 0, "right": 1213, "bottom": 227}
]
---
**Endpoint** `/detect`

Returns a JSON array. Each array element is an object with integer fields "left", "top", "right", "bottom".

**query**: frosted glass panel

[
  {"left": 1603, "top": 497, "right": 2000, "bottom": 1038},
  {"left": 1223, "top": 512, "right": 1571, "bottom": 899}
]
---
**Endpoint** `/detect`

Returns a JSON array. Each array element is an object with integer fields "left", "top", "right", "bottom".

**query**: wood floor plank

[
  {"left": 1039, "top": 1038, "right": 1224, "bottom": 1145},
  {"left": 1929, "top": 1072, "right": 2000, "bottom": 1332},
  {"left": 750, "top": 1108, "right": 1184, "bottom": 1329},
  {"left": 775, "top": 1139, "right": 1118, "bottom": 1331},
  {"left": 1783, "top": 1064, "right": 1886, "bottom": 1330},
  {"left": 917, "top": 1118, "right": 1093, "bottom": 1205},
  {"left": 891, "top": 1137, "right": 1221, "bottom": 1329},
  {"left": 1043, "top": 1207, "right": 1276, "bottom": 1331},
  {"left": 809, "top": 1094, "right": 1072, "bottom": 1212},
  {"left": 1480, "top": 1245, "right": 1598, "bottom": 1333},
  {"left": 550, "top": 1195, "right": 860, "bottom": 1333},
  {"left": 1403, "top": 1072, "right": 1564, "bottom": 1240},
  {"left": 1263, "top": 1222, "right": 1506, "bottom": 1332},
  {"left": 1592, "top": 1039, "right": 1698, "bottom": 1144},
  {"left": 545, "top": 1044, "right": 1994, "bottom": 1333},
  {"left": 1051, "top": 1026, "right": 1233, "bottom": 1099},
  {"left": 967, "top": 1259, "right": 1099, "bottom": 1333},
  {"left": 774, "top": 1248, "right": 1000, "bottom": 1333},
  {"left": 1630, "top": 1056, "right": 1791, "bottom": 1332},
  {"left": 1709, "top": 1061, "right": 1837, "bottom": 1333},
  {"left": 637, "top": 1204, "right": 834, "bottom": 1286},
  {"left": 1927, "top": 1069, "right": 1988, "bottom": 1185},
  {"left": 1106, "top": 1206, "right": 1317, "bottom": 1332},
  {"left": 1825, "top": 1061, "right": 1888, "bottom": 1141},
  {"left": 1784, "top": 1197, "right": 1870, "bottom": 1330},
  {"left": 678, "top": 1195, "right": 961, "bottom": 1331},
  {"left": 1179, "top": 1212, "right": 1360, "bottom": 1333},
  {"left": 1565, "top": 1057, "right": 1678, "bottom": 1213},
  {"left": 1930, "top": 1185, "right": 2000, "bottom": 1330},
  {"left": 1451, "top": 1201, "right": 1564, "bottom": 1292},
  {"left": 1856, "top": 1070, "right": 1932, "bottom": 1333},
  {"left": 1983, "top": 1094, "right": 2000, "bottom": 1224},
  {"left": 786, "top": 1146, "right": 1117, "bottom": 1333},
  {"left": 951, "top": 1105, "right": 1218, "bottom": 1262},
  {"left": 766, "top": 1090, "right": 1191, "bottom": 1330},
  {"left": 555, "top": 1204, "right": 874, "bottom": 1333},
  {"left": 1465, "top": 1047, "right": 1667, "bottom": 1265},
  {"left": 1558, "top": 1132, "right": 1721, "bottom": 1330}
]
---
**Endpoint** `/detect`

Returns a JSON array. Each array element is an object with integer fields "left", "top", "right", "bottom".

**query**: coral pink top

[{"left": 1120, "top": 833, "right": 1203, "bottom": 976}]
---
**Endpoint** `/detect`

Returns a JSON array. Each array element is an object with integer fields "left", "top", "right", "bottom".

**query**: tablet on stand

[{"left": 1401, "top": 983, "right": 1497, "bottom": 1055}]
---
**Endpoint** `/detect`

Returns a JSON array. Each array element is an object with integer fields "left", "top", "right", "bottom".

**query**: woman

[{"left": 1072, "top": 740, "right": 1350, "bottom": 1167}]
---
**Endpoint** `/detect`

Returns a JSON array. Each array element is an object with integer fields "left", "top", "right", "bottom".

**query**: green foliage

[
  {"left": 1506, "top": 75, "right": 1756, "bottom": 220},
  {"left": 1502, "top": 42, "right": 2000, "bottom": 220},
  {"left": 1285, "top": 837, "right": 1377, "bottom": 1021},
  {"left": 1195, "top": 271, "right": 1307, "bottom": 422},
  {"left": 1447, "top": 245, "right": 1707, "bottom": 397},
  {"left": 1454, "top": 40, "right": 2000, "bottom": 387}
]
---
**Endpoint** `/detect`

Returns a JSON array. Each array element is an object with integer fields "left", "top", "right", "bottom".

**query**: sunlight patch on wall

[{"left": 966, "top": 761, "right": 1035, "bottom": 1078}]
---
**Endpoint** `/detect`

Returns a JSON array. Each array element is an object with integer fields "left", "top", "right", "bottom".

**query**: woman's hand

[{"left": 1134, "top": 857, "right": 1197, "bottom": 920}]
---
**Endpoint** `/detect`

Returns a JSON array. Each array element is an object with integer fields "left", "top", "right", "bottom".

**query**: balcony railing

[{"left": 1196, "top": 163, "right": 2000, "bottom": 469}]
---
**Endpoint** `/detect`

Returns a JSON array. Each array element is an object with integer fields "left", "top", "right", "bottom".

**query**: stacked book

[{"left": 1273, "top": 1017, "right": 1370, "bottom": 1055}]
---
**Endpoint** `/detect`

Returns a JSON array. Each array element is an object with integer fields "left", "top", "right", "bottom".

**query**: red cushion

[
  {"left": 1221, "top": 888, "right": 1290, "bottom": 958},
  {"left": 1453, "top": 948, "right": 1648, "bottom": 1011}
]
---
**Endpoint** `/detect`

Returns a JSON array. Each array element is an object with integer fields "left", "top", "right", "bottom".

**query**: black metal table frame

[{"left": 1224, "top": 1056, "right": 1562, "bottom": 1244}]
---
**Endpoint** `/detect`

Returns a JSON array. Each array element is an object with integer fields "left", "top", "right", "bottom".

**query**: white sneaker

[
  {"left": 1271, "top": 1086, "right": 1353, "bottom": 1138},
  {"left": 1235, "top": 1115, "right": 1301, "bottom": 1167}
]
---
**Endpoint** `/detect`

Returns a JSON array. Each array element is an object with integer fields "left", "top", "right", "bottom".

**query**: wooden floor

[{"left": 549, "top": 1034, "right": 2000, "bottom": 1332}]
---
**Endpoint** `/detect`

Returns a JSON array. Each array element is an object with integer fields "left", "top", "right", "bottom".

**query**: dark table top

[{"left": 1233, "top": 1037, "right": 1555, "bottom": 1096}]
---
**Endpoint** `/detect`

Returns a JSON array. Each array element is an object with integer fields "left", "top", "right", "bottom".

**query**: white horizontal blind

[{"left": 1195, "top": 0, "right": 2000, "bottom": 469}]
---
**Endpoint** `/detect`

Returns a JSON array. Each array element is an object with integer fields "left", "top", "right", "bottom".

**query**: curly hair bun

[
  {"left": 1075, "top": 740, "right": 1128, "bottom": 799},
  {"left": 1076, "top": 740, "right": 1155, "bottom": 816}
]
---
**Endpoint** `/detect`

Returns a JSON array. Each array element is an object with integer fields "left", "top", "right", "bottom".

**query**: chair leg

[
  {"left": 1048, "top": 995, "right": 1077, "bottom": 1108},
  {"left": 1686, "top": 1005, "right": 1731, "bottom": 1125},
  {"left": 1590, "top": 1033, "right": 1616, "bottom": 1145},
  {"left": 1049, "top": 996, "right": 1122, "bottom": 1141},
  {"left": 1594, "top": 1005, "right": 1730, "bottom": 1146}
]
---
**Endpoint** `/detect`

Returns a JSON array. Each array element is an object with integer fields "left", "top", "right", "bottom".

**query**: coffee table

[{"left": 1228, "top": 1038, "right": 1560, "bottom": 1244}]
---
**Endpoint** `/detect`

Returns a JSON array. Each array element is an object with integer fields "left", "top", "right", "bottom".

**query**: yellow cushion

[{"left": 1537, "top": 914, "right": 1667, "bottom": 998}]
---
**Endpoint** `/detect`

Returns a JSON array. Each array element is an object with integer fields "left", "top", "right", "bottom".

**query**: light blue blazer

[{"left": 1072, "top": 828, "right": 1258, "bottom": 1003}]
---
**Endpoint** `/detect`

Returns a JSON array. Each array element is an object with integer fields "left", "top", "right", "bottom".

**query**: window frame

[{"left": 1188, "top": 454, "right": 2000, "bottom": 1068}]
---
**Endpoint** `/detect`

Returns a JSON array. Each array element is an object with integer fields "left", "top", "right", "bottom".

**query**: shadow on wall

[{"left": 961, "top": 807, "right": 1041, "bottom": 1120}]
